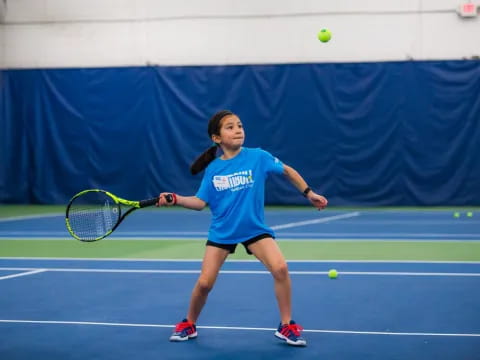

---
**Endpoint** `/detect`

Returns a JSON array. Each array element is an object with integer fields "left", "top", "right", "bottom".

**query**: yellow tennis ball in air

[
  {"left": 318, "top": 29, "right": 332, "bottom": 43},
  {"left": 328, "top": 269, "right": 338, "bottom": 279}
]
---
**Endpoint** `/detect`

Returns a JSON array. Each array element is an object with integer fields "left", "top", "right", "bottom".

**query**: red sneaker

[
  {"left": 274, "top": 320, "right": 307, "bottom": 346},
  {"left": 169, "top": 319, "right": 198, "bottom": 342}
]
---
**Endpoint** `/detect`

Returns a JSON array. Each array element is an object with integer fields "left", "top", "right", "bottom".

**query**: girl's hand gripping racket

[{"left": 65, "top": 189, "right": 173, "bottom": 242}]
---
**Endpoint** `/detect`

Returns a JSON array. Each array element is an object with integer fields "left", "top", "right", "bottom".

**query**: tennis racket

[{"left": 65, "top": 189, "right": 173, "bottom": 242}]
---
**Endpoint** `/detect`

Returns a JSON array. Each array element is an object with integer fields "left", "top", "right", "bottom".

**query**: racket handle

[
  {"left": 139, "top": 197, "right": 159, "bottom": 208},
  {"left": 139, "top": 194, "right": 174, "bottom": 208}
]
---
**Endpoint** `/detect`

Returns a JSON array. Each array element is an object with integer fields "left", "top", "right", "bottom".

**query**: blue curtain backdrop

[{"left": 1, "top": 60, "right": 479, "bottom": 205}]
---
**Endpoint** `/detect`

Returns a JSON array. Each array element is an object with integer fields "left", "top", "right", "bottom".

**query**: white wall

[
  {"left": 1, "top": 0, "right": 479, "bottom": 68},
  {"left": 0, "top": 0, "right": 5, "bottom": 66}
]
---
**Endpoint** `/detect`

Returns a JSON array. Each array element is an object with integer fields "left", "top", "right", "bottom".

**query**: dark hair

[{"left": 190, "top": 110, "right": 234, "bottom": 175}]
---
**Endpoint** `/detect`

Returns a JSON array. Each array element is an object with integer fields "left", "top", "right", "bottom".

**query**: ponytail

[
  {"left": 190, "top": 145, "right": 218, "bottom": 175},
  {"left": 190, "top": 109, "right": 235, "bottom": 175}
]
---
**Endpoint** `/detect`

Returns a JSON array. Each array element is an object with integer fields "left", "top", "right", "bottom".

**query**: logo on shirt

[{"left": 213, "top": 170, "right": 254, "bottom": 192}]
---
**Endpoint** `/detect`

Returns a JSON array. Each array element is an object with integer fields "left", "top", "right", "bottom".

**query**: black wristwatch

[{"left": 302, "top": 187, "right": 312, "bottom": 197}]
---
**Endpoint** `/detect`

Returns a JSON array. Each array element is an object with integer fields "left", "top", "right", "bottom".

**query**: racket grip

[{"left": 139, "top": 197, "right": 160, "bottom": 208}]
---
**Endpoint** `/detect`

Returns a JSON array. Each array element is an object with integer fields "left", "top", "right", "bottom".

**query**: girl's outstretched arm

[
  {"left": 157, "top": 193, "right": 207, "bottom": 211},
  {"left": 283, "top": 165, "right": 328, "bottom": 210}
]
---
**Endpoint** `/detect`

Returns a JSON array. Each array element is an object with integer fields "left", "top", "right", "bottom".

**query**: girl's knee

[
  {"left": 271, "top": 262, "right": 289, "bottom": 281},
  {"left": 196, "top": 277, "right": 215, "bottom": 294}
]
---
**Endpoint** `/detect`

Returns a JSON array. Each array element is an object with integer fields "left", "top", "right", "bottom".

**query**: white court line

[
  {"left": 271, "top": 212, "right": 360, "bottom": 230},
  {"left": 274, "top": 233, "right": 480, "bottom": 238},
  {"left": 0, "top": 269, "right": 46, "bottom": 281},
  {"left": 0, "top": 231, "right": 208, "bottom": 236},
  {"left": 0, "top": 319, "right": 478, "bottom": 337},
  {"left": 3, "top": 231, "right": 479, "bottom": 239},
  {"left": 1, "top": 267, "right": 479, "bottom": 277},
  {"left": 1, "top": 257, "right": 480, "bottom": 264},
  {"left": 333, "top": 220, "right": 479, "bottom": 225},
  {"left": 0, "top": 213, "right": 63, "bottom": 223}
]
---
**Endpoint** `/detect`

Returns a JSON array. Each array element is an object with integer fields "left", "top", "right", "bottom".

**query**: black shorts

[{"left": 206, "top": 233, "right": 273, "bottom": 255}]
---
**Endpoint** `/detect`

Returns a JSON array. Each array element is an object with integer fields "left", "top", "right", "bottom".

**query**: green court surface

[
  {"left": 1, "top": 239, "right": 480, "bottom": 261},
  {"left": 1, "top": 205, "right": 479, "bottom": 261}
]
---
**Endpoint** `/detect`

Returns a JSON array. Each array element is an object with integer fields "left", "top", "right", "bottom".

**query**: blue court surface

[
  {"left": 0, "top": 209, "right": 479, "bottom": 240},
  {"left": 1, "top": 258, "right": 480, "bottom": 360},
  {"left": 1, "top": 208, "right": 479, "bottom": 359}
]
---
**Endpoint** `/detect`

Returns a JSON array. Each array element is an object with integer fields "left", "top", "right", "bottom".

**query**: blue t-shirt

[{"left": 196, "top": 147, "right": 284, "bottom": 244}]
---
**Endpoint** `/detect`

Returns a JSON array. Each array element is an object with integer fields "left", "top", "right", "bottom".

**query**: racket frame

[{"left": 65, "top": 189, "right": 159, "bottom": 242}]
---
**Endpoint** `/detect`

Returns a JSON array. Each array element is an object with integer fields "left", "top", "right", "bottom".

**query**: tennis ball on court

[
  {"left": 318, "top": 29, "right": 332, "bottom": 43},
  {"left": 453, "top": 212, "right": 460, "bottom": 218},
  {"left": 467, "top": 212, "right": 473, "bottom": 217},
  {"left": 328, "top": 269, "right": 338, "bottom": 279}
]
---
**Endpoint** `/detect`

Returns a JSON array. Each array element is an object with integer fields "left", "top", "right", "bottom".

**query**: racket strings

[{"left": 67, "top": 194, "right": 120, "bottom": 241}]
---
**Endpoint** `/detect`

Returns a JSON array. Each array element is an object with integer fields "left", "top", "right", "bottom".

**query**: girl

[{"left": 157, "top": 110, "right": 328, "bottom": 347}]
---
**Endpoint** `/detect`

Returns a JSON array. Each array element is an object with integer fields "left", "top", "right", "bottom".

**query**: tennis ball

[
  {"left": 453, "top": 212, "right": 460, "bottom": 218},
  {"left": 467, "top": 212, "right": 473, "bottom": 217},
  {"left": 328, "top": 269, "right": 338, "bottom": 279},
  {"left": 318, "top": 29, "right": 332, "bottom": 43}
]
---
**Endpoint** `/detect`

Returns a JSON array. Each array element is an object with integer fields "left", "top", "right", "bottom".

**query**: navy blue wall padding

[{"left": 1, "top": 60, "right": 479, "bottom": 205}]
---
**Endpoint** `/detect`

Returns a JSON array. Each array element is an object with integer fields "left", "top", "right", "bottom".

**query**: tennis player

[{"left": 157, "top": 110, "right": 328, "bottom": 347}]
